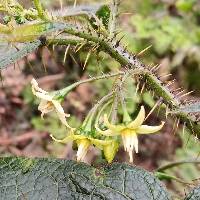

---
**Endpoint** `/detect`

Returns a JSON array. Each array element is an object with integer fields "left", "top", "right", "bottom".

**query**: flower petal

[
  {"left": 136, "top": 121, "right": 165, "bottom": 134},
  {"left": 51, "top": 130, "right": 85, "bottom": 143},
  {"left": 128, "top": 150, "right": 133, "bottom": 163},
  {"left": 38, "top": 99, "right": 49, "bottom": 110},
  {"left": 34, "top": 91, "right": 53, "bottom": 101},
  {"left": 127, "top": 106, "right": 145, "bottom": 129},
  {"left": 104, "top": 114, "right": 125, "bottom": 132},
  {"left": 31, "top": 78, "right": 48, "bottom": 94},
  {"left": 38, "top": 100, "right": 54, "bottom": 119},
  {"left": 95, "top": 124, "right": 119, "bottom": 136},
  {"left": 121, "top": 129, "right": 138, "bottom": 162},
  {"left": 76, "top": 139, "right": 90, "bottom": 162},
  {"left": 50, "top": 134, "right": 73, "bottom": 143},
  {"left": 53, "top": 100, "right": 71, "bottom": 128}
]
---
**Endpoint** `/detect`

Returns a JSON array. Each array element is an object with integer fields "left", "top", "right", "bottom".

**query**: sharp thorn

[
  {"left": 63, "top": 44, "right": 70, "bottom": 64},
  {"left": 137, "top": 45, "right": 152, "bottom": 57},
  {"left": 144, "top": 98, "right": 163, "bottom": 121}
]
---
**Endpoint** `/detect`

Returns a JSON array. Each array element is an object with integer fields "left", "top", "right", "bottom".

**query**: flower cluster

[
  {"left": 31, "top": 78, "right": 164, "bottom": 163},
  {"left": 96, "top": 106, "right": 164, "bottom": 162}
]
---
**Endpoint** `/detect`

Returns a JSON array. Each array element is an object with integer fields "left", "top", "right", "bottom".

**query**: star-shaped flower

[
  {"left": 51, "top": 131, "right": 118, "bottom": 163},
  {"left": 96, "top": 106, "right": 164, "bottom": 162},
  {"left": 31, "top": 78, "right": 71, "bottom": 128}
]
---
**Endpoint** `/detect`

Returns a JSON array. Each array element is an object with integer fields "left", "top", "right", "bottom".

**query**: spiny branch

[{"left": 56, "top": 26, "right": 200, "bottom": 137}]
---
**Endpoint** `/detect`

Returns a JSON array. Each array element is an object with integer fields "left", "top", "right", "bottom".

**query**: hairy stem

[
  {"left": 61, "top": 27, "right": 177, "bottom": 106},
  {"left": 54, "top": 26, "right": 200, "bottom": 137},
  {"left": 82, "top": 93, "right": 114, "bottom": 129},
  {"left": 58, "top": 71, "right": 124, "bottom": 98}
]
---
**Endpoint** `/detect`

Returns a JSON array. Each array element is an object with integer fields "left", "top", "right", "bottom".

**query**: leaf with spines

[
  {"left": 0, "top": 41, "right": 41, "bottom": 70},
  {"left": 0, "top": 22, "right": 73, "bottom": 70},
  {"left": 0, "top": 157, "right": 170, "bottom": 200}
]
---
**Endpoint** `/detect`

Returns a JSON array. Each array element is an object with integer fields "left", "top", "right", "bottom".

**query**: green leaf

[
  {"left": 0, "top": 40, "right": 41, "bottom": 70},
  {"left": 185, "top": 185, "right": 200, "bottom": 200},
  {"left": 0, "top": 22, "right": 71, "bottom": 70},
  {"left": 89, "top": 4, "right": 111, "bottom": 30},
  {"left": 0, "top": 157, "right": 170, "bottom": 200},
  {"left": 96, "top": 5, "right": 111, "bottom": 29}
]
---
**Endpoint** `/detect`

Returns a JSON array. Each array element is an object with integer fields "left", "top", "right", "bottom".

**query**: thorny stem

[
  {"left": 46, "top": 38, "right": 84, "bottom": 46},
  {"left": 109, "top": 0, "right": 120, "bottom": 38},
  {"left": 1, "top": 0, "right": 199, "bottom": 136},
  {"left": 48, "top": 27, "right": 200, "bottom": 137},
  {"left": 59, "top": 27, "right": 180, "bottom": 107}
]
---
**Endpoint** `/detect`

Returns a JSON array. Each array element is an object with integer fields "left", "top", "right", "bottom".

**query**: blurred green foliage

[{"left": 120, "top": 0, "right": 200, "bottom": 95}]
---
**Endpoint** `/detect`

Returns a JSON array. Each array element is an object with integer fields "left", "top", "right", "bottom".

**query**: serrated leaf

[
  {"left": 185, "top": 185, "right": 200, "bottom": 200},
  {"left": 0, "top": 157, "right": 170, "bottom": 200}
]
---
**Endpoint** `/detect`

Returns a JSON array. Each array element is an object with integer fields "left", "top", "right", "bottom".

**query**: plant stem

[
  {"left": 155, "top": 172, "right": 194, "bottom": 185},
  {"left": 109, "top": 0, "right": 120, "bottom": 38},
  {"left": 33, "top": 0, "right": 48, "bottom": 20},
  {"left": 58, "top": 71, "right": 124, "bottom": 98},
  {"left": 46, "top": 38, "right": 84, "bottom": 46},
  {"left": 82, "top": 93, "right": 114, "bottom": 130},
  {"left": 156, "top": 159, "right": 200, "bottom": 172},
  {"left": 48, "top": 26, "right": 200, "bottom": 136},
  {"left": 61, "top": 27, "right": 179, "bottom": 107}
]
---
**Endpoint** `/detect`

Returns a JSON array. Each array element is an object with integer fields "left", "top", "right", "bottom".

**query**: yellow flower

[
  {"left": 103, "top": 139, "right": 119, "bottom": 163},
  {"left": 96, "top": 106, "right": 165, "bottom": 162},
  {"left": 31, "top": 78, "right": 71, "bottom": 128},
  {"left": 51, "top": 131, "right": 117, "bottom": 163}
]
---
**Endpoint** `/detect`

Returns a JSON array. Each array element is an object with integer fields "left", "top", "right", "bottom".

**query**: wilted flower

[
  {"left": 96, "top": 106, "right": 164, "bottom": 162},
  {"left": 31, "top": 78, "right": 71, "bottom": 128},
  {"left": 51, "top": 130, "right": 118, "bottom": 163}
]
